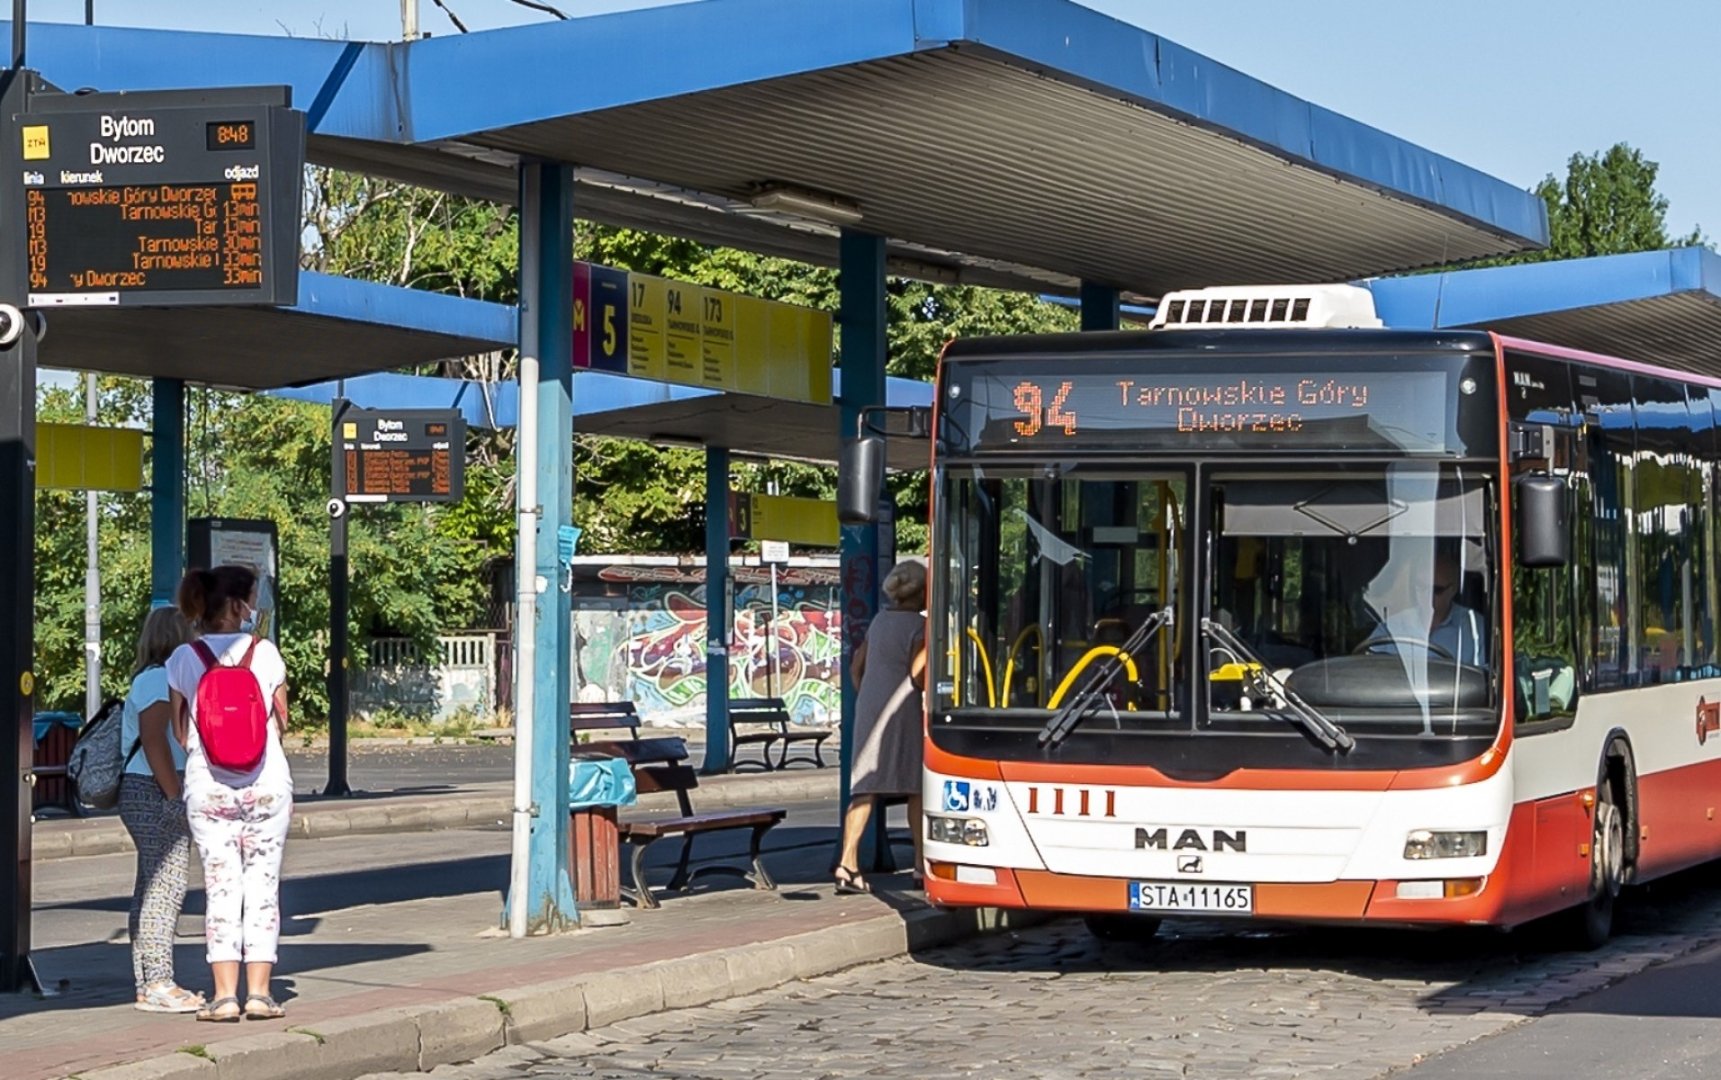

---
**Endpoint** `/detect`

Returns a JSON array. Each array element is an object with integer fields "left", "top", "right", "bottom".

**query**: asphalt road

[{"left": 350, "top": 862, "right": 1721, "bottom": 1080}]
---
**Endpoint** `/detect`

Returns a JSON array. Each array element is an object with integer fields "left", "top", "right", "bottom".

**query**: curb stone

[
  {"left": 72, "top": 904, "right": 1044, "bottom": 1080},
  {"left": 35, "top": 770, "right": 838, "bottom": 861}
]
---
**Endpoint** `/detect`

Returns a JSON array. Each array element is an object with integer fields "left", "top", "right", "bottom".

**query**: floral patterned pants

[
  {"left": 118, "top": 775, "right": 190, "bottom": 992},
  {"left": 185, "top": 779, "right": 292, "bottom": 964}
]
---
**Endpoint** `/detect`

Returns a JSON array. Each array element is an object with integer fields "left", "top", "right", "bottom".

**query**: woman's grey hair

[{"left": 881, "top": 559, "right": 928, "bottom": 608}]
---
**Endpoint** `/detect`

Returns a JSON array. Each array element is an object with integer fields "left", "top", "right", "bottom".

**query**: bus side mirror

[
  {"left": 837, "top": 435, "right": 884, "bottom": 525},
  {"left": 1516, "top": 473, "right": 1569, "bottom": 568}
]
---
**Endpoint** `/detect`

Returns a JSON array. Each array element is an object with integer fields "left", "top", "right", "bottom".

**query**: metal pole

[
  {"left": 84, "top": 0, "right": 91, "bottom": 26},
  {"left": 326, "top": 397, "right": 352, "bottom": 797},
  {"left": 770, "top": 562, "right": 780, "bottom": 698},
  {"left": 13, "top": 0, "right": 25, "bottom": 70},
  {"left": 1, "top": 63, "right": 41, "bottom": 995},
  {"left": 401, "top": 0, "right": 418, "bottom": 40},
  {"left": 509, "top": 344, "right": 540, "bottom": 938},
  {"left": 84, "top": 374, "right": 99, "bottom": 719}
]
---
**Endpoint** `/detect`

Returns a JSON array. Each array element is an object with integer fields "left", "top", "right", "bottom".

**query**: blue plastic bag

[{"left": 569, "top": 756, "right": 637, "bottom": 810}]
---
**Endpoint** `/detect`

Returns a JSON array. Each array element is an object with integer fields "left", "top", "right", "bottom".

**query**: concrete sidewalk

[
  {"left": 10, "top": 803, "right": 1031, "bottom": 1080},
  {"left": 33, "top": 767, "right": 839, "bottom": 861}
]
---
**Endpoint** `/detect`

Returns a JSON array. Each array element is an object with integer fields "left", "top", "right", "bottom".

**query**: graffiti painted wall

[{"left": 571, "top": 560, "right": 841, "bottom": 727}]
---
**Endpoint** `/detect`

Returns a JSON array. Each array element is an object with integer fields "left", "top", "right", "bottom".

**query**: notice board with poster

[
  {"left": 187, "top": 517, "right": 280, "bottom": 644},
  {"left": 334, "top": 403, "right": 465, "bottom": 504},
  {"left": 8, "top": 84, "right": 305, "bottom": 308}
]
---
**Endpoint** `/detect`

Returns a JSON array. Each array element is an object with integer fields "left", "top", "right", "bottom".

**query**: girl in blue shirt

[{"left": 117, "top": 606, "right": 201, "bottom": 1013}]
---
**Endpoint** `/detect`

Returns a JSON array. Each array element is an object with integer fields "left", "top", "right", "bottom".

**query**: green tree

[{"left": 1464, "top": 143, "right": 1705, "bottom": 269}]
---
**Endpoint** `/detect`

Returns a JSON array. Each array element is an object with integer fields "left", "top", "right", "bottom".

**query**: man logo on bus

[
  {"left": 1136, "top": 827, "right": 1248, "bottom": 853},
  {"left": 1698, "top": 698, "right": 1721, "bottom": 746}
]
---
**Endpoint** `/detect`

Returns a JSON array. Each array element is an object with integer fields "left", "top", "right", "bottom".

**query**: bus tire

[
  {"left": 1083, "top": 914, "right": 1161, "bottom": 944},
  {"left": 1566, "top": 764, "right": 1628, "bottom": 950}
]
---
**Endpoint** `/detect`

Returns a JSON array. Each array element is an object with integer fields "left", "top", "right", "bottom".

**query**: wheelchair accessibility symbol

[{"left": 942, "top": 780, "right": 998, "bottom": 814}]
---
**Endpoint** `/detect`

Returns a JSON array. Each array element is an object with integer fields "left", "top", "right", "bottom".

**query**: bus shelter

[
  {"left": 4, "top": 0, "right": 1548, "bottom": 951},
  {"left": 1367, "top": 246, "right": 1721, "bottom": 375}
]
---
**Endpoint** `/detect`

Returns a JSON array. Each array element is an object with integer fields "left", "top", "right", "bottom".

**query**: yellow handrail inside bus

[
  {"left": 1001, "top": 624, "right": 1044, "bottom": 706},
  {"left": 1047, "top": 647, "right": 1140, "bottom": 709},
  {"left": 951, "top": 627, "right": 998, "bottom": 708}
]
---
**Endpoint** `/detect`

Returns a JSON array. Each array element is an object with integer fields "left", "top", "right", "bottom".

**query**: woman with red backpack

[{"left": 167, "top": 565, "right": 293, "bottom": 1023}]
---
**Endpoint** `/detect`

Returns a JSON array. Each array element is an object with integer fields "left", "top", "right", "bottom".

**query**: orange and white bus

[{"left": 844, "top": 283, "right": 1721, "bottom": 948}]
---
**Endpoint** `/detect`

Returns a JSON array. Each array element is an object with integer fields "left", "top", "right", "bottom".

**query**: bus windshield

[
  {"left": 1207, "top": 465, "right": 1498, "bottom": 734},
  {"left": 937, "top": 466, "right": 1189, "bottom": 720},
  {"left": 933, "top": 460, "right": 1501, "bottom": 758}
]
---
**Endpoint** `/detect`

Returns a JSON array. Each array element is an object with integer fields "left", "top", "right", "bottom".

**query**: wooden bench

[
  {"left": 726, "top": 697, "right": 834, "bottom": 772},
  {"left": 570, "top": 700, "right": 643, "bottom": 742},
  {"left": 578, "top": 735, "right": 786, "bottom": 910}
]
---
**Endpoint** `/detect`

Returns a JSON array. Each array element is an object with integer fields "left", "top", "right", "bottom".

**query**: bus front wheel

[
  {"left": 1083, "top": 914, "right": 1161, "bottom": 944},
  {"left": 1566, "top": 774, "right": 1627, "bottom": 950}
]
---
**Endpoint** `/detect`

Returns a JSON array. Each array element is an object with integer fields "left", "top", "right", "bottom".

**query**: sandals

[
  {"left": 244, "top": 995, "right": 287, "bottom": 1021},
  {"left": 136, "top": 983, "right": 204, "bottom": 1014},
  {"left": 833, "top": 865, "right": 872, "bottom": 895},
  {"left": 196, "top": 996, "right": 242, "bottom": 1023}
]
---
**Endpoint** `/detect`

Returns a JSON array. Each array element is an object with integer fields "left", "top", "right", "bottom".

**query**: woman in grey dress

[{"left": 835, "top": 559, "right": 928, "bottom": 893}]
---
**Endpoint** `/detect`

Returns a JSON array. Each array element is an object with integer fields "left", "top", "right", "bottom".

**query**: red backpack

[{"left": 188, "top": 638, "right": 270, "bottom": 771}]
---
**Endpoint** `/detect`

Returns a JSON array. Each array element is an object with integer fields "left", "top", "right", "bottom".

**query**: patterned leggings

[
  {"left": 117, "top": 775, "right": 191, "bottom": 993},
  {"left": 185, "top": 780, "right": 293, "bottom": 964}
]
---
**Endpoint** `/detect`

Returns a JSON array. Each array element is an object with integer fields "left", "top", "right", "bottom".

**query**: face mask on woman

[{"left": 239, "top": 603, "right": 259, "bottom": 634}]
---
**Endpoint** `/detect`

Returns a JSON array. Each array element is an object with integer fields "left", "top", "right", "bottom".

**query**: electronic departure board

[
  {"left": 336, "top": 405, "right": 466, "bottom": 504},
  {"left": 9, "top": 85, "right": 304, "bottom": 307}
]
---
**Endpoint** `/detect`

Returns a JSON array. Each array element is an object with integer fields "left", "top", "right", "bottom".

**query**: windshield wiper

[
  {"left": 1037, "top": 606, "right": 1174, "bottom": 748},
  {"left": 1200, "top": 619, "right": 1356, "bottom": 753}
]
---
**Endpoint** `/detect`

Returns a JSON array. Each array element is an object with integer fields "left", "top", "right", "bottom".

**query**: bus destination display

[
  {"left": 954, "top": 367, "right": 1454, "bottom": 454},
  {"left": 338, "top": 407, "right": 465, "bottom": 504},
  {"left": 12, "top": 89, "right": 305, "bottom": 307}
]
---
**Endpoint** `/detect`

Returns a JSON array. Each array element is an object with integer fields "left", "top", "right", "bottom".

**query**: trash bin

[
  {"left": 568, "top": 756, "right": 637, "bottom": 909},
  {"left": 33, "top": 711, "right": 84, "bottom": 816}
]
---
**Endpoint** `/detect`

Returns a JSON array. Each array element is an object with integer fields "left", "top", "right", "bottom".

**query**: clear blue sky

[{"left": 31, "top": 0, "right": 1720, "bottom": 241}]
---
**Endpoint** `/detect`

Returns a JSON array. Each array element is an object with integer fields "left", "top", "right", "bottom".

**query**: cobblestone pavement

[{"left": 361, "top": 864, "right": 1721, "bottom": 1080}]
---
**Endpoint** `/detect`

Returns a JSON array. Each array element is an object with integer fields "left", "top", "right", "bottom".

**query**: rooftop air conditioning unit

[{"left": 1149, "top": 284, "right": 1382, "bottom": 330}]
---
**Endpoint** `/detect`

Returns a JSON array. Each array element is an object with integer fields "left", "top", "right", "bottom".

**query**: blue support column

[
  {"left": 150, "top": 379, "right": 184, "bottom": 608},
  {"left": 701, "top": 446, "right": 732, "bottom": 774},
  {"left": 1080, "top": 281, "right": 1121, "bottom": 332},
  {"left": 520, "top": 161, "right": 578, "bottom": 930},
  {"left": 839, "top": 230, "right": 887, "bottom": 865}
]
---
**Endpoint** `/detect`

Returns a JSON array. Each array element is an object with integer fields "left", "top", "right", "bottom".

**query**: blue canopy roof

[
  {"left": 9, "top": 0, "right": 1546, "bottom": 299},
  {"left": 275, "top": 369, "right": 935, "bottom": 469},
  {"left": 1366, "top": 247, "right": 1721, "bottom": 377},
  {"left": 41, "top": 270, "right": 515, "bottom": 389}
]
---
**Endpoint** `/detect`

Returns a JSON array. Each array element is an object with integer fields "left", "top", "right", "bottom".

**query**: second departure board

[
  {"left": 336, "top": 405, "right": 466, "bottom": 504},
  {"left": 11, "top": 86, "right": 304, "bottom": 307}
]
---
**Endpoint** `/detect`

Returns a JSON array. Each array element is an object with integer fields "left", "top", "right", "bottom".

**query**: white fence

[{"left": 353, "top": 633, "right": 498, "bottom": 721}]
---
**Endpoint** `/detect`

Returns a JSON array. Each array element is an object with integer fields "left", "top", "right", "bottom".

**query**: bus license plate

[{"left": 1128, "top": 881, "right": 1254, "bottom": 914}]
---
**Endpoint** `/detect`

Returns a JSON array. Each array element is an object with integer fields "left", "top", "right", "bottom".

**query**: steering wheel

[{"left": 1352, "top": 634, "right": 1456, "bottom": 661}]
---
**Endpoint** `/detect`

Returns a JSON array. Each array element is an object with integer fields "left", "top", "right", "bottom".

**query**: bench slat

[{"left": 620, "top": 808, "right": 786, "bottom": 838}]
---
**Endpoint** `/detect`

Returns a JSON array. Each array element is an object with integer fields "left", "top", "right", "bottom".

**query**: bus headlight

[
  {"left": 928, "top": 815, "right": 989, "bottom": 847},
  {"left": 1404, "top": 830, "right": 1487, "bottom": 860}
]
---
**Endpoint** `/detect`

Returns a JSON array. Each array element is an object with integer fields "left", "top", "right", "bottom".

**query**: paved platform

[{"left": 6, "top": 780, "right": 983, "bottom": 1080}]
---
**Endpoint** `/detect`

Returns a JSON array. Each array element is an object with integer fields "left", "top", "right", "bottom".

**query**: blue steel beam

[
  {"left": 0, "top": 22, "right": 400, "bottom": 142},
  {"left": 702, "top": 447, "right": 732, "bottom": 774},
  {"left": 149, "top": 379, "right": 184, "bottom": 608},
  {"left": 517, "top": 161, "right": 578, "bottom": 931},
  {"left": 838, "top": 229, "right": 887, "bottom": 864},
  {"left": 286, "top": 272, "right": 517, "bottom": 345}
]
